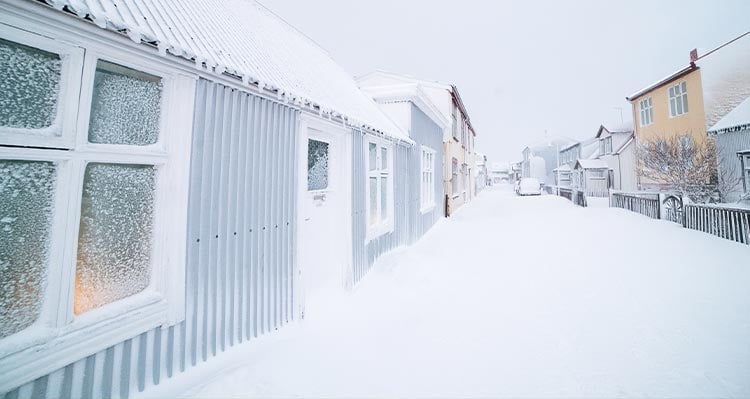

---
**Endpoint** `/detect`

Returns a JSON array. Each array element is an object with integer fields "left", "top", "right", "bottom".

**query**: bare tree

[{"left": 638, "top": 134, "right": 717, "bottom": 203}]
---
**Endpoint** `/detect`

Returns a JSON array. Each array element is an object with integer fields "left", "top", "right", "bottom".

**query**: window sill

[
  {"left": 366, "top": 220, "right": 394, "bottom": 242},
  {"left": 0, "top": 292, "right": 173, "bottom": 393},
  {"left": 420, "top": 204, "right": 436, "bottom": 214}
]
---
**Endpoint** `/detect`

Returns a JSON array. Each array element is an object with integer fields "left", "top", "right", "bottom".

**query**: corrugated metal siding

[
  {"left": 407, "top": 104, "right": 444, "bottom": 243},
  {"left": 351, "top": 129, "right": 409, "bottom": 284},
  {"left": 2, "top": 79, "right": 299, "bottom": 399},
  {"left": 716, "top": 129, "right": 750, "bottom": 202},
  {"left": 350, "top": 103, "right": 444, "bottom": 284}
]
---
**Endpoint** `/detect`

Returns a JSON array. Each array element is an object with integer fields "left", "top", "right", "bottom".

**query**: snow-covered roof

[
  {"left": 580, "top": 138, "right": 600, "bottom": 160},
  {"left": 358, "top": 83, "right": 450, "bottom": 130},
  {"left": 626, "top": 31, "right": 750, "bottom": 130},
  {"left": 613, "top": 133, "right": 635, "bottom": 155},
  {"left": 697, "top": 32, "right": 750, "bottom": 128},
  {"left": 34, "top": 0, "right": 409, "bottom": 142},
  {"left": 708, "top": 94, "right": 750, "bottom": 134},
  {"left": 626, "top": 65, "right": 696, "bottom": 101},
  {"left": 553, "top": 164, "right": 572, "bottom": 172},
  {"left": 575, "top": 159, "right": 608, "bottom": 170}
]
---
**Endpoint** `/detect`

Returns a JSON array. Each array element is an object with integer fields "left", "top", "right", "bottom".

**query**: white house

[
  {"left": 357, "top": 71, "right": 479, "bottom": 216},
  {"left": 0, "top": 1, "right": 434, "bottom": 397}
]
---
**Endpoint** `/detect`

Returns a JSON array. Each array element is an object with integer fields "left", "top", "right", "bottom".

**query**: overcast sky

[{"left": 260, "top": 0, "right": 749, "bottom": 163}]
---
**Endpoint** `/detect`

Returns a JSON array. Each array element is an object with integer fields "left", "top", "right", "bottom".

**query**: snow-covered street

[{"left": 148, "top": 186, "right": 750, "bottom": 398}]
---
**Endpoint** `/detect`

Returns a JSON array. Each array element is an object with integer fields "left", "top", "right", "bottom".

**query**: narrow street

[{"left": 149, "top": 186, "right": 750, "bottom": 398}]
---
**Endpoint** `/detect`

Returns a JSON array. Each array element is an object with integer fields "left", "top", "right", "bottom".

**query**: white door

[{"left": 296, "top": 118, "right": 351, "bottom": 317}]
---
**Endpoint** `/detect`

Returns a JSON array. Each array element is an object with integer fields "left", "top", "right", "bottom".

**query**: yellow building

[{"left": 626, "top": 31, "right": 750, "bottom": 190}]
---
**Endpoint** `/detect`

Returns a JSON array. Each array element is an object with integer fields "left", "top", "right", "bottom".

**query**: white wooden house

[
  {"left": 0, "top": 1, "right": 439, "bottom": 397},
  {"left": 573, "top": 159, "right": 611, "bottom": 197}
]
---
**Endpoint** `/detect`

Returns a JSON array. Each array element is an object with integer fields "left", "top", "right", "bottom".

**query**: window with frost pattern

[
  {"left": 366, "top": 139, "right": 392, "bottom": 231},
  {"left": 0, "top": 31, "right": 172, "bottom": 341},
  {"left": 0, "top": 38, "right": 61, "bottom": 132},
  {"left": 0, "top": 160, "right": 56, "bottom": 338},
  {"left": 75, "top": 163, "right": 156, "bottom": 314},
  {"left": 88, "top": 61, "right": 162, "bottom": 145},
  {"left": 307, "top": 139, "right": 329, "bottom": 191}
]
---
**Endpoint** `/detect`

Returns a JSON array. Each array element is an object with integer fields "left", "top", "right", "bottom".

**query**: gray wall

[
  {"left": 406, "top": 104, "right": 444, "bottom": 243},
  {"left": 2, "top": 79, "right": 299, "bottom": 399},
  {"left": 350, "top": 103, "right": 444, "bottom": 284},
  {"left": 351, "top": 129, "right": 409, "bottom": 284},
  {"left": 716, "top": 128, "right": 750, "bottom": 202}
]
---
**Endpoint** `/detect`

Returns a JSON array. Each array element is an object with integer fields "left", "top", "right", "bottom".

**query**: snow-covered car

[{"left": 516, "top": 178, "right": 542, "bottom": 196}]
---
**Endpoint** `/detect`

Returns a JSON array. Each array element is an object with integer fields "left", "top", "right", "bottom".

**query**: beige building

[
  {"left": 626, "top": 31, "right": 750, "bottom": 190},
  {"left": 356, "top": 71, "right": 478, "bottom": 216}
]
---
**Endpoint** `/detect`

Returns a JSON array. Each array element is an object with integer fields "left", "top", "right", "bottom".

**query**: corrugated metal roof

[{"left": 36, "top": 0, "right": 409, "bottom": 142}]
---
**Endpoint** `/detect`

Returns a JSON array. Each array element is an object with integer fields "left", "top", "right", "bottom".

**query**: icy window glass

[
  {"left": 307, "top": 139, "right": 329, "bottom": 191},
  {"left": 381, "top": 148, "right": 388, "bottom": 170},
  {"left": 75, "top": 163, "right": 156, "bottom": 315},
  {"left": 380, "top": 177, "right": 388, "bottom": 221},
  {"left": 0, "top": 160, "right": 56, "bottom": 338},
  {"left": 368, "top": 143, "right": 377, "bottom": 171},
  {"left": 0, "top": 38, "right": 61, "bottom": 131},
  {"left": 88, "top": 61, "right": 162, "bottom": 145},
  {"left": 369, "top": 177, "right": 378, "bottom": 225}
]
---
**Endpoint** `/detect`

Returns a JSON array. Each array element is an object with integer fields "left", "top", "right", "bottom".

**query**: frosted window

[
  {"left": 0, "top": 160, "right": 56, "bottom": 338},
  {"left": 381, "top": 148, "right": 388, "bottom": 169},
  {"left": 0, "top": 38, "right": 62, "bottom": 131},
  {"left": 307, "top": 139, "right": 329, "bottom": 191},
  {"left": 75, "top": 163, "right": 156, "bottom": 314},
  {"left": 369, "top": 177, "right": 378, "bottom": 225},
  {"left": 368, "top": 143, "right": 377, "bottom": 171},
  {"left": 88, "top": 61, "right": 162, "bottom": 145},
  {"left": 380, "top": 177, "right": 388, "bottom": 221}
]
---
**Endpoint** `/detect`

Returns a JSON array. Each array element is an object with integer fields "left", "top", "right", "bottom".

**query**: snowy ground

[{"left": 144, "top": 185, "right": 750, "bottom": 398}]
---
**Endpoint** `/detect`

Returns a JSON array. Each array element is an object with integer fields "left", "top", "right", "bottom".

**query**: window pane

[
  {"left": 88, "top": 61, "right": 162, "bottom": 145},
  {"left": 682, "top": 94, "right": 689, "bottom": 113},
  {"left": 381, "top": 148, "right": 388, "bottom": 169},
  {"left": 368, "top": 143, "right": 377, "bottom": 171},
  {"left": 681, "top": 81, "right": 686, "bottom": 92},
  {"left": 676, "top": 96, "right": 683, "bottom": 114},
  {"left": 307, "top": 139, "right": 329, "bottom": 190},
  {"left": 0, "top": 38, "right": 61, "bottom": 131},
  {"left": 369, "top": 177, "right": 378, "bottom": 225},
  {"left": 1, "top": 160, "right": 56, "bottom": 338},
  {"left": 670, "top": 99, "right": 676, "bottom": 116},
  {"left": 380, "top": 176, "right": 388, "bottom": 221},
  {"left": 75, "top": 163, "right": 156, "bottom": 314}
]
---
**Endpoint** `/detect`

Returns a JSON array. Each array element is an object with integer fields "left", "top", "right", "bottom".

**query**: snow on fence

[
  {"left": 554, "top": 187, "right": 586, "bottom": 207},
  {"left": 610, "top": 192, "right": 660, "bottom": 219},
  {"left": 683, "top": 204, "right": 750, "bottom": 245}
]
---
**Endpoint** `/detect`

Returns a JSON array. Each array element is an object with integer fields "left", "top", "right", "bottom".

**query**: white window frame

[
  {"left": 742, "top": 154, "right": 750, "bottom": 193},
  {"left": 365, "top": 137, "right": 393, "bottom": 240},
  {"left": 601, "top": 136, "right": 613, "bottom": 155},
  {"left": 451, "top": 157, "right": 459, "bottom": 198},
  {"left": 451, "top": 105, "right": 459, "bottom": 141},
  {"left": 639, "top": 97, "right": 653, "bottom": 126},
  {"left": 420, "top": 146, "right": 436, "bottom": 212},
  {"left": 0, "top": 25, "right": 83, "bottom": 149},
  {"left": 668, "top": 81, "right": 689, "bottom": 117},
  {"left": 0, "top": 28, "right": 194, "bottom": 391}
]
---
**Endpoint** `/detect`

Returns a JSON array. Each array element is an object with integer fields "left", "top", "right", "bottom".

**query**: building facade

[
  {"left": 356, "top": 72, "right": 479, "bottom": 216},
  {"left": 0, "top": 1, "right": 428, "bottom": 397}
]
